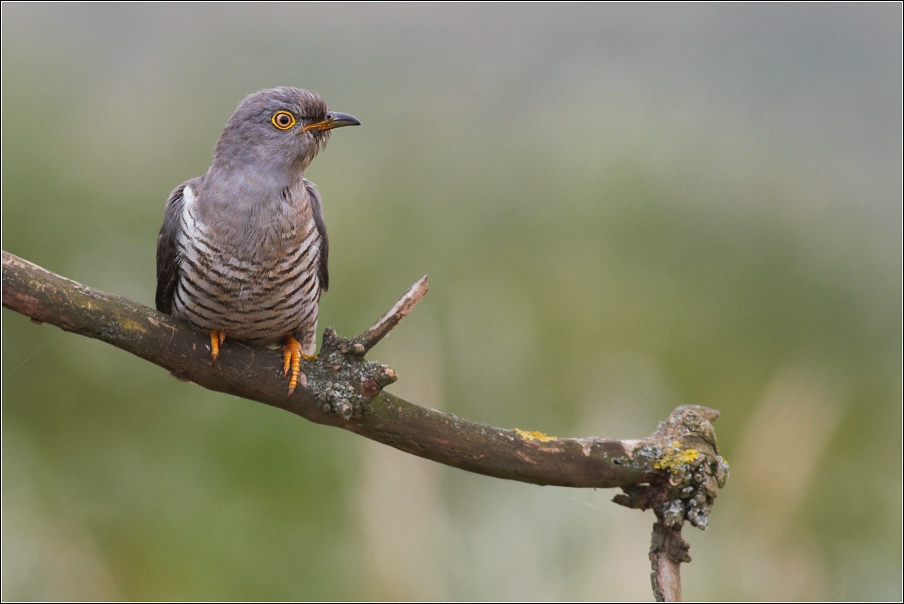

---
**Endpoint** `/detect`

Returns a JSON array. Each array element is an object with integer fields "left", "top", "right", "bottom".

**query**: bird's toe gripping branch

[
  {"left": 210, "top": 330, "right": 226, "bottom": 364},
  {"left": 283, "top": 336, "right": 323, "bottom": 397},
  {"left": 282, "top": 336, "right": 303, "bottom": 397}
]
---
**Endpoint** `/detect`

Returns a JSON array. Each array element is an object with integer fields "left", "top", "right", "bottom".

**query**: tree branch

[
  {"left": 2, "top": 250, "right": 729, "bottom": 600},
  {"left": 355, "top": 274, "right": 428, "bottom": 354},
  {"left": 649, "top": 520, "right": 688, "bottom": 602}
]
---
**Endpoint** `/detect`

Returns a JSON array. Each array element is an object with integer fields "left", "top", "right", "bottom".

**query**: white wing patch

[{"left": 179, "top": 184, "right": 211, "bottom": 248}]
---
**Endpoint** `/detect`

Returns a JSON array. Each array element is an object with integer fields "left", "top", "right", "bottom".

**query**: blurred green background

[{"left": 2, "top": 4, "right": 901, "bottom": 600}]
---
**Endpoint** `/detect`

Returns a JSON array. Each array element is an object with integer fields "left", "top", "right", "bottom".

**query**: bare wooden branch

[
  {"left": 649, "top": 521, "right": 689, "bottom": 601},
  {"left": 2, "top": 249, "right": 729, "bottom": 600},
  {"left": 355, "top": 274, "right": 428, "bottom": 354}
]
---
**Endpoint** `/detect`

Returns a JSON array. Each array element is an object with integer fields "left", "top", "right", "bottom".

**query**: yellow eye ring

[{"left": 271, "top": 111, "right": 296, "bottom": 130}]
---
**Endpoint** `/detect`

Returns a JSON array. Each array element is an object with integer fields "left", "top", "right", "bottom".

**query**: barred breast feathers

[{"left": 172, "top": 181, "right": 324, "bottom": 345}]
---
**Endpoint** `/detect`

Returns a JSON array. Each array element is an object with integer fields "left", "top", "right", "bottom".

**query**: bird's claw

[
  {"left": 283, "top": 336, "right": 307, "bottom": 397},
  {"left": 210, "top": 330, "right": 226, "bottom": 364}
]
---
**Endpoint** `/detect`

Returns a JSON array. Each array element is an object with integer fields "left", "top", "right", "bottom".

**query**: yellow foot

[
  {"left": 210, "top": 330, "right": 226, "bottom": 365},
  {"left": 283, "top": 336, "right": 308, "bottom": 397}
]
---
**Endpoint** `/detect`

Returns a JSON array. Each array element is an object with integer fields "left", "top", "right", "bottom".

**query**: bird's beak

[{"left": 303, "top": 111, "right": 361, "bottom": 132}]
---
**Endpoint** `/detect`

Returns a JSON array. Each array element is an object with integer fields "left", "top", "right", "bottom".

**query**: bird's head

[{"left": 211, "top": 87, "right": 360, "bottom": 179}]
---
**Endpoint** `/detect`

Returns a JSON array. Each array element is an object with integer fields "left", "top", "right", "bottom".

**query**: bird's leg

[
  {"left": 301, "top": 326, "right": 318, "bottom": 362},
  {"left": 283, "top": 336, "right": 303, "bottom": 397},
  {"left": 210, "top": 330, "right": 226, "bottom": 364}
]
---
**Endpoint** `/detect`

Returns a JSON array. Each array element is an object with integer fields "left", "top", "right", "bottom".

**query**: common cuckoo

[{"left": 155, "top": 87, "right": 359, "bottom": 395}]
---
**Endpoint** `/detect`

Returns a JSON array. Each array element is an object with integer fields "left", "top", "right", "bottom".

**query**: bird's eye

[{"left": 271, "top": 111, "right": 296, "bottom": 130}]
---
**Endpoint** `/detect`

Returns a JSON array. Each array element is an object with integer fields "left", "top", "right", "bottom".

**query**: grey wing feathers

[
  {"left": 155, "top": 182, "right": 188, "bottom": 314},
  {"left": 304, "top": 179, "right": 329, "bottom": 291}
]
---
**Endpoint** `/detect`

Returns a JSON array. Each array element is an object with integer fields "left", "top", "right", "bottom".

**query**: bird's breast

[{"left": 172, "top": 185, "right": 323, "bottom": 345}]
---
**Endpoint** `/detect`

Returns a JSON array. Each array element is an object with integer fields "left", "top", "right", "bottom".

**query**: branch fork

[{"left": 281, "top": 274, "right": 428, "bottom": 418}]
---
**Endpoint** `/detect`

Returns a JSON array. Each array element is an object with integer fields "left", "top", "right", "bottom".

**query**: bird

[{"left": 155, "top": 87, "right": 360, "bottom": 396}]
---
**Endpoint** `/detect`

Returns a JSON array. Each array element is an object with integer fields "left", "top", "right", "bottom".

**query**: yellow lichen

[
  {"left": 654, "top": 446, "right": 700, "bottom": 473},
  {"left": 120, "top": 318, "right": 145, "bottom": 333},
  {"left": 515, "top": 428, "right": 557, "bottom": 443}
]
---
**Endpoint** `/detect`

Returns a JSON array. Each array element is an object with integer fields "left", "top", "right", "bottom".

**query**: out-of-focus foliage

[{"left": 2, "top": 4, "right": 900, "bottom": 600}]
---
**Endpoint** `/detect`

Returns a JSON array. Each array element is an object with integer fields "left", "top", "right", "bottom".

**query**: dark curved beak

[
  {"left": 302, "top": 111, "right": 361, "bottom": 133},
  {"left": 320, "top": 111, "right": 361, "bottom": 130}
]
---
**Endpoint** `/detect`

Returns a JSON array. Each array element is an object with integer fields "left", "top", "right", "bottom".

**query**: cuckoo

[{"left": 155, "top": 87, "right": 359, "bottom": 396}]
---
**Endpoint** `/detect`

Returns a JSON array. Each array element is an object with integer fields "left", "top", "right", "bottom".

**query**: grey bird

[{"left": 155, "top": 87, "right": 360, "bottom": 395}]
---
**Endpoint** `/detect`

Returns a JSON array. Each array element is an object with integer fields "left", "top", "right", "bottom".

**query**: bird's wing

[
  {"left": 155, "top": 181, "right": 190, "bottom": 313},
  {"left": 304, "top": 178, "right": 329, "bottom": 292}
]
